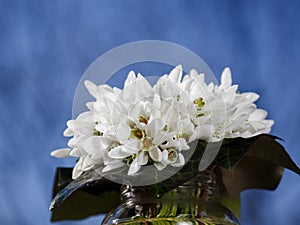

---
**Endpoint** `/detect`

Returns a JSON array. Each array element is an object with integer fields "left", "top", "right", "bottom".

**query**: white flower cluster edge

[{"left": 51, "top": 65, "right": 274, "bottom": 179}]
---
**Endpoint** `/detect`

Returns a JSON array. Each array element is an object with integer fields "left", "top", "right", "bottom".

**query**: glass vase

[{"left": 101, "top": 169, "right": 240, "bottom": 225}]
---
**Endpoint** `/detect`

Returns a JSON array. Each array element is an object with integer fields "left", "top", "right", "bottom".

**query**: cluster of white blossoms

[{"left": 51, "top": 66, "right": 274, "bottom": 179}]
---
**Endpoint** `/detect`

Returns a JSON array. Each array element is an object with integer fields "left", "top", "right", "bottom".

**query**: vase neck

[
  {"left": 120, "top": 169, "right": 220, "bottom": 204},
  {"left": 120, "top": 185, "right": 157, "bottom": 204},
  {"left": 176, "top": 169, "right": 219, "bottom": 201}
]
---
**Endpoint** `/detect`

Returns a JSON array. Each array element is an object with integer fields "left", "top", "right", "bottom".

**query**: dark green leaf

[
  {"left": 50, "top": 168, "right": 102, "bottom": 211},
  {"left": 214, "top": 136, "right": 260, "bottom": 169},
  {"left": 50, "top": 168, "right": 121, "bottom": 221},
  {"left": 217, "top": 134, "right": 300, "bottom": 199}
]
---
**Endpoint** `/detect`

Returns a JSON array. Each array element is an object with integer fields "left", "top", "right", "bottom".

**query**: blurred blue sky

[{"left": 0, "top": 0, "right": 300, "bottom": 224}]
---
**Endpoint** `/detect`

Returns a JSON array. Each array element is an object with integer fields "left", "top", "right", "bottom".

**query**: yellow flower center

[
  {"left": 139, "top": 116, "right": 148, "bottom": 124},
  {"left": 93, "top": 130, "right": 103, "bottom": 136},
  {"left": 193, "top": 97, "right": 205, "bottom": 109},
  {"left": 142, "top": 137, "right": 152, "bottom": 148},
  {"left": 177, "top": 133, "right": 190, "bottom": 141},
  {"left": 131, "top": 128, "right": 143, "bottom": 139}
]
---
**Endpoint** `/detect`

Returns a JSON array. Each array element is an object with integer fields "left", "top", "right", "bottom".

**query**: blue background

[{"left": 0, "top": 0, "right": 300, "bottom": 224}]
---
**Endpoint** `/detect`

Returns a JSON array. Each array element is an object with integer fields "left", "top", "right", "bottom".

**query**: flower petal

[
  {"left": 177, "top": 138, "right": 190, "bottom": 151},
  {"left": 249, "top": 121, "right": 269, "bottom": 131},
  {"left": 161, "top": 149, "right": 168, "bottom": 162},
  {"left": 69, "top": 148, "right": 81, "bottom": 157},
  {"left": 72, "top": 158, "right": 84, "bottom": 179},
  {"left": 136, "top": 73, "right": 154, "bottom": 96},
  {"left": 124, "top": 71, "right": 136, "bottom": 88},
  {"left": 171, "top": 153, "right": 185, "bottom": 167},
  {"left": 196, "top": 125, "right": 213, "bottom": 141},
  {"left": 108, "top": 146, "right": 133, "bottom": 159},
  {"left": 128, "top": 158, "right": 141, "bottom": 175},
  {"left": 81, "top": 157, "right": 96, "bottom": 171},
  {"left": 83, "top": 136, "right": 111, "bottom": 159},
  {"left": 147, "top": 118, "right": 164, "bottom": 137},
  {"left": 152, "top": 131, "right": 167, "bottom": 146},
  {"left": 84, "top": 80, "right": 98, "bottom": 98},
  {"left": 124, "top": 140, "right": 140, "bottom": 154},
  {"left": 63, "top": 128, "right": 74, "bottom": 137},
  {"left": 102, "top": 161, "right": 124, "bottom": 173},
  {"left": 50, "top": 148, "right": 71, "bottom": 158},
  {"left": 220, "top": 67, "right": 232, "bottom": 90},
  {"left": 154, "top": 162, "right": 167, "bottom": 170},
  {"left": 137, "top": 151, "right": 148, "bottom": 165},
  {"left": 249, "top": 109, "right": 268, "bottom": 121},
  {"left": 116, "top": 123, "right": 130, "bottom": 144},
  {"left": 241, "top": 92, "right": 260, "bottom": 103},
  {"left": 169, "top": 65, "right": 183, "bottom": 83},
  {"left": 149, "top": 147, "right": 162, "bottom": 162}
]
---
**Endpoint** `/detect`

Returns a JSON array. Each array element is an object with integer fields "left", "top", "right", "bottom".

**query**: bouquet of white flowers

[
  {"left": 51, "top": 65, "right": 273, "bottom": 178},
  {"left": 50, "top": 65, "right": 299, "bottom": 222}
]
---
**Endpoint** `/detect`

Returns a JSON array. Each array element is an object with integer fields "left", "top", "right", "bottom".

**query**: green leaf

[
  {"left": 216, "top": 134, "right": 300, "bottom": 199},
  {"left": 214, "top": 136, "right": 259, "bottom": 169},
  {"left": 50, "top": 168, "right": 121, "bottom": 221}
]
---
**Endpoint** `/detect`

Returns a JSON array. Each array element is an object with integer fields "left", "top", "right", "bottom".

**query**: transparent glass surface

[{"left": 102, "top": 171, "right": 240, "bottom": 225}]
